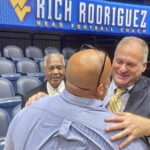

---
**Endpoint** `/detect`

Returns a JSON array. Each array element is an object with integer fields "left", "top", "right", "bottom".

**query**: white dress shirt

[{"left": 103, "top": 80, "right": 134, "bottom": 112}]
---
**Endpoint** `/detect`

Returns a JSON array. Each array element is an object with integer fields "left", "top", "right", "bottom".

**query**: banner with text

[{"left": 0, "top": 0, "right": 150, "bottom": 36}]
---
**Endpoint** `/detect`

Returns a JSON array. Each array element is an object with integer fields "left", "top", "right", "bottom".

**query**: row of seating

[
  {"left": 0, "top": 76, "right": 41, "bottom": 98},
  {"left": 0, "top": 76, "right": 41, "bottom": 123},
  {"left": 0, "top": 58, "right": 45, "bottom": 94},
  {"left": 0, "top": 45, "right": 76, "bottom": 60},
  {"left": 0, "top": 108, "right": 10, "bottom": 150},
  {"left": 0, "top": 104, "right": 21, "bottom": 150},
  {"left": 0, "top": 76, "right": 43, "bottom": 148},
  {"left": 0, "top": 76, "right": 41, "bottom": 149},
  {"left": 0, "top": 104, "right": 20, "bottom": 135},
  {"left": 0, "top": 58, "right": 44, "bottom": 73}
]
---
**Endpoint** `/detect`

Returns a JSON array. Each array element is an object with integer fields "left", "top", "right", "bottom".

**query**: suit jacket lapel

[{"left": 124, "top": 76, "right": 148, "bottom": 114}]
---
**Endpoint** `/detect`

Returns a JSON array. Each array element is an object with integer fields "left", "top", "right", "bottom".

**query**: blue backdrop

[{"left": 0, "top": 0, "right": 150, "bottom": 36}]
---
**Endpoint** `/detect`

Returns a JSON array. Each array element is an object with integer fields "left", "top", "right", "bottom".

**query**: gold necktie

[{"left": 107, "top": 88, "right": 125, "bottom": 112}]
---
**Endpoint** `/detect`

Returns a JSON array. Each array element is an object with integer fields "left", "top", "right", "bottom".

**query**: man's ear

[
  {"left": 143, "top": 62, "right": 147, "bottom": 72},
  {"left": 96, "top": 83, "right": 105, "bottom": 100}
]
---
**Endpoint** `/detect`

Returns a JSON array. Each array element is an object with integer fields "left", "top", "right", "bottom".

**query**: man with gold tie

[{"left": 104, "top": 36, "right": 150, "bottom": 148}]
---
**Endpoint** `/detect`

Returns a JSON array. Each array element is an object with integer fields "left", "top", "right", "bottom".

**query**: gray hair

[
  {"left": 115, "top": 36, "right": 149, "bottom": 62},
  {"left": 44, "top": 52, "right": 65, "bottom": 66}
]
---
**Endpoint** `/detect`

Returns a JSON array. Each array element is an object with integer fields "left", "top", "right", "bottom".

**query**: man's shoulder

[
  {"left": 135, "top": 76, "right": 150, "bottom": 88},
  {"left": 31, "top": 94, "right": 61, "bottom": 109},
  {"left": 140, "top": 75, "right": 150, "bottom": 82},
  {"left": 21, "top": 82, "right": 47, "bottom": 108},
  {"left": 25, "top": 82, "right": 47, "bottom": 98},
  {"left": 30, "top": 82, "right": 47, "bottom": 93}
]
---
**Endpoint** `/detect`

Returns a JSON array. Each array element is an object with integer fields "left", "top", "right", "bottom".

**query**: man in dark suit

[
  {"left": 21, "top": 52, "right": 65, "bottom": 108},
  {"left": 104, "top": 36, "right": 150, "bottom": 148}
]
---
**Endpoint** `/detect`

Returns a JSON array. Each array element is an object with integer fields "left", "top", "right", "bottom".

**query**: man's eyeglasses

[
  {"left": 80, "top": 43, "right": 107, "bottom": 86},
  {"left": 97, "top": 53, "right": 107, "bottom": 86},
  {"left": 80, "top": 43, "right": 96, "bottom": 50}
]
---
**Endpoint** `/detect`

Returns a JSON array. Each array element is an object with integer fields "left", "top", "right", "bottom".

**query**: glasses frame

[{"left": 97, "top": 53, "right": 107, "bottom": 86}]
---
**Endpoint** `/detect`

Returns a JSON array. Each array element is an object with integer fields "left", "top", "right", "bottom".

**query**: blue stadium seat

[
  {"left": 3, "top": 45, "right": 24, "bottom": 59},
  {"left": 44, "top": 46, "right": 60, "bottom": 55},
  {"left": 25, "top": 46, "right": 44, "bottom": 61},
  {"left": 0, "top": 143, "right": 4, "bottom": 150},
  {"left": 17, "top": 59, "right": 45, "bottom": 83},
  {"left": 3, "top": 45, "right": 28, "bottom": 69},
  {"left": 17, "top": 59, "right": 39, "bottom": 73},
  {"left": 0, "top": 59, "right": 21, "bottom": 94},
  {"left": 62, "top": 47, "right": 76, "bottom": 59},
  {"left": 62, "top": 47, "right": 76, "bottom": 64},
  {"left": 17, "top": 76, "right": 41, "bottom": 96},
  {"left": 0, "top": 59, "right": 16, "bottom": 74},
  {"left": 0, "top": 78, "right": 15, "bottom": 98},
  {"left": 0, "top": 108, "right": 10, "bottom": 149},
  {"left": 0, "top": 78, "right": 22, "bottom": 119},
  {"left": 0, "top": 108, "right": 10, "bottom": 137}
]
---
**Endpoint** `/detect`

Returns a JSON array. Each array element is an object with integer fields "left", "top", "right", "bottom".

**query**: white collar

[
  {"left": 47, "top": 80, "right": 65, "bottom": 96},
  {"left": 112, "top": 79, "right": 134, "bottom": 92}
]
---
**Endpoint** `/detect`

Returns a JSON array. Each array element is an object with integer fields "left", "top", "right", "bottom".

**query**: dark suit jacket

[
  {"left": 22, "top": 81, "right": 48, "bottom": 108},
  {"left": 124, "top": 76, "right": 150, "bottom": 118}
]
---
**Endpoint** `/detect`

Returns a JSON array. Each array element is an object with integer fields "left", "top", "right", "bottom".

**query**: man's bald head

[{"left": 66, "top": 49, "right": 111, "bottom": 94}]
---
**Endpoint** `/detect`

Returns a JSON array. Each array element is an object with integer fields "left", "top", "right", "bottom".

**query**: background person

[
  {"left": 5, "top": 49, "right": 149, "bottom": 150},
  {"left": 21, "top": 52, "right": 65, "bottom": 108}
]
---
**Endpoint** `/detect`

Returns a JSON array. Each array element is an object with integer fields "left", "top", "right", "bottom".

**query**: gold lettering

[
  {"left": 105, "top": 27, "right": 108, "bottom": 32},
  {"left": 71, "top": 24, "right": 74, "bottom": 29},
  {"left": 52, "top": 22, "right": 55, "bottom": 27},
  {"left": 37, "top": 21, "right": 41, "bottom": 26},
  {"left": 126, "top": 28, "right": 129, "bottom": 32},
  {"left": 120, "top": 28, "right": 123, "bottom": 32},
  {"left": 111, "top": 28, "right": 113, "bottom": 32},
  {"left": 77, "top": 24, "right": 80, "bottom": 29},
  {"left": 59, "top": 23, "right": 63, "bottom": 28},
  {"left": 131, "top": 29, "right": 135, "bottom": 33},
  {"left": 95, "top": 26, "right": 97, "bottom": 31},
  {"left": 44, "top": 21, "right": 48, "bottom": 27},
  {"left": 143, "top": 30, "right": 146, "bottom": 34},
  {"left": 137, "top": 29, "right": 140, "bottom": 33},
  {"left": 100, "top": 27, "right": 103, "bottom": 31},
  {"left": 89, "top": 26, "right": 92, "bottom": 30},
  {"left": 83, "top": 25, "right": 87, "bottom": 30}
]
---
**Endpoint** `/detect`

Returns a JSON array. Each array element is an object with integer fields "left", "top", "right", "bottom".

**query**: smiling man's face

[
  {"left": 44, "top": 55, "right": 65, "bottom": 88},
  {"left": 112, "top": 41, "right": 146, "bottom": 89}
]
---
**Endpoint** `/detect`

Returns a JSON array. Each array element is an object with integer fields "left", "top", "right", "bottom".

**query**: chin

[
  {"left": 52, "top": 84, "right": 59, "bottom": 88},
  {"left": 53, "top": 81, "right": 61, "bottom": 86},
  {"left": 115, "top": 79, "right": 127, "bottom": 88}
]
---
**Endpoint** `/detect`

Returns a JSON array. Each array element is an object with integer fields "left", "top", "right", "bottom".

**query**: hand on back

[
  {"left": 25, "top": 92, "right": 49, "bottom": 106},
  {"left": 105, "top": 112, "right": 150, "bottom": 149}
]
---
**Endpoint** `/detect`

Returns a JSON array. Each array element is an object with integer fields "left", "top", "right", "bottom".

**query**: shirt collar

[
  {"left": 47, "top": 80, "right": 65, "bottom": 96},
  {"left": 60, "top": 90, "right": 103, "bottom": 109}
]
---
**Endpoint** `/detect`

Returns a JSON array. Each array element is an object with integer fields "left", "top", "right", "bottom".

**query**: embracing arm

[
  {"left": 105, "top": 112, "right": 150, "bottom": 149},
  {"left": 25, "top": 92, "right": 49, "bottom": 106}
]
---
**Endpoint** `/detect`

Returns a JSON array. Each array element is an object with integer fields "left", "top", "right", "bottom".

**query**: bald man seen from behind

[{"left": 4, "top": 49, "right": 149, "bottom": 150}]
